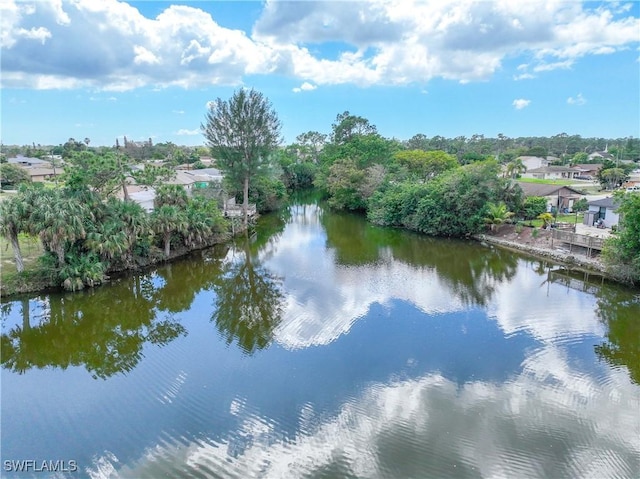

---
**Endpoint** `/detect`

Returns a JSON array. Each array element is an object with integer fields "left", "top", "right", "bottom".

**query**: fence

[{"left": 551, "top": 229, "right": 605, "bottom": 256}]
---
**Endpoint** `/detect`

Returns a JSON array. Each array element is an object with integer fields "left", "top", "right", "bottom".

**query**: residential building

[
  {"left": 8, "top": 155, "right": 52, "bottom": 167},
  {"left": 588, "top": 150, "right": 614, "bottom": 162},
  {"left": 572, "top": 163, "right": 603, "bottom": 179},
  {"left": 521, "top": 165, "right": 581, "bottom": 180},
  {"left": 516, "top": 182, "right": 585, "bottom": 212},
  {"left": 585, "top": 197, "right": 620, "bottom": 228},
  {"left": 517, "top": 156, "right": 553, "bottom": 171}
]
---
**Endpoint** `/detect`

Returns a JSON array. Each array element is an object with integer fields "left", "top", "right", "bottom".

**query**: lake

[{"left": 2, "top": 194, "right": 639, "bottom": 478}]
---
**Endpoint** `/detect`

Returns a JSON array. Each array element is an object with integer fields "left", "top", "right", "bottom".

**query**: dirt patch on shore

[{"left": 486, "top": 224, "right": 554, "bottom": 248}]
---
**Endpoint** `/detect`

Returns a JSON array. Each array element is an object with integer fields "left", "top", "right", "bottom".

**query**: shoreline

[
  {"left": 474, "top": 233, "right": 609, "bottom": 276},
  {"left": 0, "top": 232, "right": 233, "bottom": 299}
]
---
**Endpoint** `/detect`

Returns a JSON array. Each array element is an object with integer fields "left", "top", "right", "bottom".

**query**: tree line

[
  {"left": 272, "top": 110, "right": 639, "bottom": 283},
  {"left": 3, "top": 89, "right": 639, "bottom": 288}
]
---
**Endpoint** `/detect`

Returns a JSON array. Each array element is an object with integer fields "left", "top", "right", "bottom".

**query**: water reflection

[
  {"left": 211, "top": 235, "right": 285, "bottom": 354},
  {"left": 1, "top": 282, "right": 186, "bottom": 379},
  {"left": 101, "top": 360, "right": 640, "bottom": 479},
  {"left": 594, "top": 283, "right": 640, "bottom": 385},
  {"left": 321, "top": 207, "right": 519, "bottom": 306},
  {"left": 2, "top": 196, "right": 639, "bottom": 479},
  {"left": 152, "top": 246, "right": 227, "bottom": 313},
  {"left": 266, "top": 202, "right": 523, "bottom": 349}
]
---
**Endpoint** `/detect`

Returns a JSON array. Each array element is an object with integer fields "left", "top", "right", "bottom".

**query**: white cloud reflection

[
  {"left": 104, "top": 358, "right": 640, "bottom": 478},
  {"left": 86, "top": 204, "right": 639, "bottom": 479},
  {"left": 261, "top": 205, "right": 604, "bottom": 351}
]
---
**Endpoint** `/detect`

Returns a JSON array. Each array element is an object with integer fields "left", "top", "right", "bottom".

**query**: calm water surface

[{"left": 2, "top": 195, "right": 639, "bottom": 478}]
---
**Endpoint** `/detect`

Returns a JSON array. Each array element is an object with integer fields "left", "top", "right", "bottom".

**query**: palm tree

[
  {"left": 0, "top": 196, "right": 30, "bottom": 272},
  {"left": 537, "top": 212, "right": 554, "bottom": 228},
  {"left": 106, "top": 198, "right": 150, "bottom": 265},
  {"left": 505, "top": 158, "right": 527, "bottom": 179},
  {"left": 151, "top": 205, "right": 187, "bottom": 257},
  {"left": 86, "top": 218, "right": 129, "bottom": 263},
  {"left": 184, "top": 206, "right": 214, "bottom": 248},
  {"left": 154, "top": 184, "right": 188, "bottom": 208},
  {"left": 30, "top": 192, "right": 92, "bottom": 266},
  {"left": 484, "top": 202, "right": 514, "bottom": 231}
]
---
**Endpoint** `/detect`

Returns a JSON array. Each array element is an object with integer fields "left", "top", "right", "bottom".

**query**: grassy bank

[
  {"left": 0, "top": 231, "right": 233, "bottom": 298},
  {"left": 0, "top": 234, "right": 55, "bottom": 297}
]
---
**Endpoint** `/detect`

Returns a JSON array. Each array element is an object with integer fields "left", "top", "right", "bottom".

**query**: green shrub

[{"left": 521, "top": 196, "right": 547, "bottom": 220}]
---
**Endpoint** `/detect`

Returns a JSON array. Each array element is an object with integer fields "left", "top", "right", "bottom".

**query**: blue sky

[{"left": 1, "top": 1, "right": 639, "bottom": 147}]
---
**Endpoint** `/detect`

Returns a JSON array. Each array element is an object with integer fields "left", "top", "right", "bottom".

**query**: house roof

[
  {"left": 166, "top": 170, "right": 197, "bottom": 186},
  {"left": 516, "top": 182, "right": 585, "bottom": 197},
  {"left": 8, "top": 156, "right": 52, "bottom": 167},
  {"left": 573, "top": 163, "right": 602, "bottom": 171},
  {"left": 588, "top": 197, "right": 620, "bottom": 208},
  {"left": 588, "top": 151, "right": 614, "bottom": 160},
  {"left": 188, "top": 167, "right": 223, "bottom": 178}
]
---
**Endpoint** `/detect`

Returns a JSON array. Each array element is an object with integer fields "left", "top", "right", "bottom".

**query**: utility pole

[{"left": 51, "top": 149, "right": 59, "bottom": 188}]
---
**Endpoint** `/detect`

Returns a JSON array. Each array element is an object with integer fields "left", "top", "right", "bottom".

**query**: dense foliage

[
  {"left": 0, "top": 163, "right": 30, "bottom": 189},
  {"left": 367, "top": 161, "right": 510, "bottom": 237},
  {"left": 3, "top": 105, "right": 640, "bottom": 289},
  {"left": 1, "top": 183, "right": 228, "bottom": 292},
  {"left": 602, "top": 193, "right": 640, "bottom": 284}
]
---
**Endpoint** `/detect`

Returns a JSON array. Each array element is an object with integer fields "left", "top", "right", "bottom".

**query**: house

[
  {"left": 162, "top": 169, "right": 224, "bottom": 191},
  {"left": 129, "top": 189, "right": 156, "bottom": 212},
  {"left": 588, "top": 150, "right": 614, "bottom": 162},
  {"left": 517, "top": 156, "right": 553, "bottom": 171},
  {"left": 585, "top": 197, "right": 620, "bottom": 228},
  {"left": 572, "top": 163, "right": 602, "bottom": 179},
  {"left": 521, "top": 165, "right": 581, "bottom": 180},
  {"left": 189, "top": 168, "right": 223, "bottom": 184},
  {"left": 166, "top": 170, "right": 199, "bottom": 190},
  {"left": 516, "top": 182, "right": 585, "bottom": 212},
  {"left": 25, "top": 167, "right": 60, "bottom": 182},
  {"left": 7, "top": 155, "right": 52, "bottom": 168},
  {"left": 7, "top": 156, "right": 63, "bottom": 182}
]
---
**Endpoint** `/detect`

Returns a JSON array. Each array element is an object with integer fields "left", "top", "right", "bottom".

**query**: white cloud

[
  {"left": 512, "top": 98, "right": 531, "bottom": 110},
  {"left": 133, "top": 45, "right": 160, "bottom": 65},
  {"left": 513, "top": 73, "right": 535, "bottom": 80},
  {"left": 292, "top": 81, "right": 317, "bottom": 93},
  {"left": 567, "top": 93, "right": 587, "bottom": 105},
  {"left": 176, "top": 128, "right": 200, "bottom": 136},
  {"left": 533, "top": 60, "right": 574, "bottom": 72},
  {"left": 1, "top": 0, "right": 639, "bottom": 90},
  {"left": 172, "top": 110, "right": 185, "bottom": 115}
]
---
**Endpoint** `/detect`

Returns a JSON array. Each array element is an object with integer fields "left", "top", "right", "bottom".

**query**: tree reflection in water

[
  {"left": 1, "top": 277, "right": 187, "bottom": 379},
  {"left": 547, "top": 268, "right": 640, "bottom": 385},
  {"left": 211, "top": 235, "right": 285, "bottom": 355},
  {"left": 321, "top": 207, "right": 519, "bottom": 307},
  {"left": 594, "top": 287, "right": 640, "bottom": 385}
]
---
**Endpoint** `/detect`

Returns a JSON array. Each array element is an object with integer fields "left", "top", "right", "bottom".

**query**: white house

[
  {"left": 585, "top": 197, "right": 620, "bottom": 228},
  {"left": 517, "top": 156, "right": 553, "bottom": 171},
  {"left": 521, "top": 165, "right": 581, "bottom": 180},
  {"left": 588, "top": 150, "right": 614, "bottom": 162}
]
